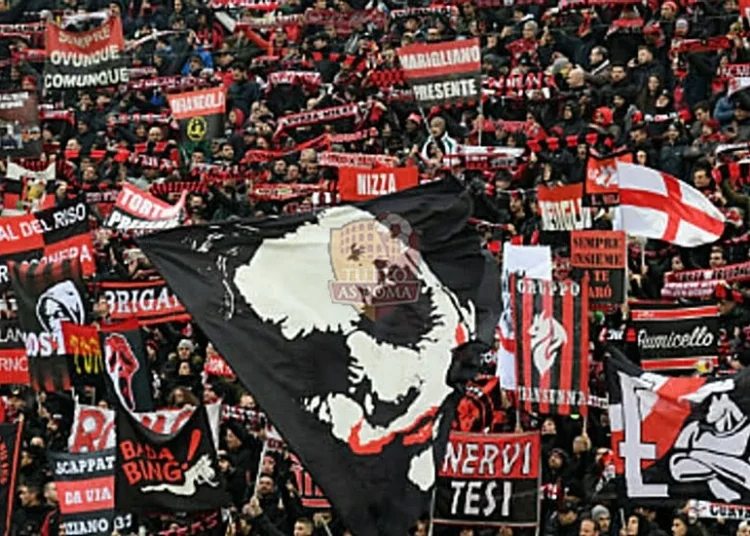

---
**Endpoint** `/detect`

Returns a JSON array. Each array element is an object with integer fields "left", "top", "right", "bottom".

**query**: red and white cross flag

[{"left": 614, "top": 162, "right": 725, "bottom": 247}]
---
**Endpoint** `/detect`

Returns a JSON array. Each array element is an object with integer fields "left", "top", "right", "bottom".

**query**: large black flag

[
  {"left": 138, "top": 180, "right": 500, "bottom": 536},
  {"left": 607, "top": 345, "right": 750, "bottom": 505}
]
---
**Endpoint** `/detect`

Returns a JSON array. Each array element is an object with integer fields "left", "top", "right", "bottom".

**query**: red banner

[
  {"left": 338, "top": 166, "right": 419, "bottom": 201},
  {"left": 104, "top": 183, "right": 186, "bottom": 232},
  {"left": 44, "top": 16, "right": 128, "bottom": 90},
  {"left": 204, "top": 352, "right": 235, "bottom": 378},
  {"left": 0, "top": 318, "right": 28, "bottom": 385},
  {"left": 536, "top": 183, "right": 592, "bottom": 231}
]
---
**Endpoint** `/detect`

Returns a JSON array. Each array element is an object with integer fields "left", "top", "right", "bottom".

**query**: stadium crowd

[{"left": 3, "top": 0, "right": 750, "bottom": 534}]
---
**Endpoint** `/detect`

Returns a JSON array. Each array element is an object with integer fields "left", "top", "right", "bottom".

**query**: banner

[
  {"left": 692, "top": 500, "right": 750, "bottom": 521},
  {"left": 662, "top": 261, "right": 750, "bottom": 299},
  {"left": 99, "top": 319, "right": 155, "bottom": 412},
  {"left": 0, "top": 201, "right": 95, "bottom": 292},
  {"left": 48, "top": 449, "right": 135, "bottom": 536},
  {"left": 62, "top": 322, "right": 105, "bottom": 388},
  {"left": 397, "top": 39, "right": 482, "bottom": 106},
  {"left": 584, "top": 152, "right": 632, "bottom": 207},
  {"left": 70, "top": 403, "right": 219, "bottom": 453},
  {"left": 44, "top": 16, "right": 128, "bottom": 89},
  {"left": 115, "top": 405, "right": 230, "bottom": 512},
  {"left": 10, "top": 257, "right": 87, "bottom": 391},
  {"left": 290, "top": 454, "right": 330, "bottom": 509},
  {"left": 0, "top": 423, "right": 22, "bottom": 535},
  {"left": 3, "top": 161, "right": 56, "bottom": 215},
  {"left": 338, "top": 166, "right": 419, "bottom": 201},
  {"left": 0, "top": 91, "right": 41, "bottom": 158},
  {"left": 570, "top": 231, "right": 626, "bottom": 307},
  {"left": 152, "top": 510, "right": 227, "bottom": 536},
  {"left": 0, "top": 318, "right": 28, "bottom": 385},
  {"left": 513, "top": 276, "right": 591, "bottom": 415},
  {"left": 69, "top": 404, "right": 116, "bottom": 453},
  {"left": 536, "top": 183, "right": 592, "bottom": 231},
  {"left": 630, "top": 303, "right": 719, "bottom": 372},
  {"left": 104, "top": 183, "right": 186, "bottom": 232},
  {"left": 497, "top": 244, "right": 552, "bottom": 390},
  {"left": 167, "top": 87, "right": 225, "bottom": 144},
  {"left": 99, "top": 279, "right": 190, "bottom": 325},
  {"left": 607, "top": 346, "right": 750, "bottom": 504},
  {"left": 204, "top": 351, "right": 235, "bottom": 379},
  {"left": 434, "top": 432, "right": 540, "bottom": 528}
]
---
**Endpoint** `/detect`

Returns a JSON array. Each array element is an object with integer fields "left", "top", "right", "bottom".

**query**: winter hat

[
  {"left": 551, "top": 57, "right": 572, "bottom": 77},
  {"left": 592, "top": 504, "right": 610, "bottom": 522},
  {"left": 177, "top": 339, "right": 194, "bottom": 352},
  {"left": 662, "top": 0, "right": 678, "bottom": 12}
]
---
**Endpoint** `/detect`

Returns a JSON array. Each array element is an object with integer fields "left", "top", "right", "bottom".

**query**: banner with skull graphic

[
  {"left": 512, "top": 275, "right": 591, "bottom": 416},
  {"left": 607, "top": 345, "right": 750, "bottom": 505},
  {"left": 136, "top": 180, "right": 501, "bottom": 536},
  {"left": 115, "top": 404, "right": 230, "bottom": 513},
  {"left": 9, "top": 257, "right": 88, "bottom": 391}
]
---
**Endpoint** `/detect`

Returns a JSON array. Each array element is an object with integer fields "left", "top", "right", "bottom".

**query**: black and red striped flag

[
  {"left": 98, "top": 279, "right": 191, "bottom": 326},
  {"left": 9, "top": 257, "right": 87, "bottom": 392},
  {"left": 512, "top": 275, "right": 590, "bottom": 415}
]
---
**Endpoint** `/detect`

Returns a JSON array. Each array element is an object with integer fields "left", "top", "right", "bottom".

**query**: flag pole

[{"left": 427, "top": 487, "right": 437, "bottom": 536}]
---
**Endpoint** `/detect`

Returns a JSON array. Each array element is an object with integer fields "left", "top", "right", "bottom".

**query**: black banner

[
  {"left": 137, "top": 180, "right": 501, "bottom": 536},
  {"left": 570, "top": 231, "right": 626, "bottom": 308},
  {"left": 0, "top": 423, "right": 22, "bottom": 535},
  {"left": 10, "top": 257, "right": 87, "bottom": 392},
  {"left": 48, "top": 449, "right": 134, "bottom": 536},
  {"left": 630, "top": 303, "right": 719, "bottom": 373},
  {"left": 115, "top": 405, "right": 230, "bottom": 513},
  {"left": 607, "top": 346, "right": 750, "bottom": 505},
  {"left": 99, "top": 318, "right": 154, "bottom": 412},
  {"left": 0, "top": 91, "right": 41, "bottom": 158},
  {"left": 62, "top": 322, "right": 106, "bottom": 390},
  {"left": 167, "top": 88, "right": 225, "bottom": 144},
  {"left": 434, "top": 432, "right": 540, "bottom": 528}
]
